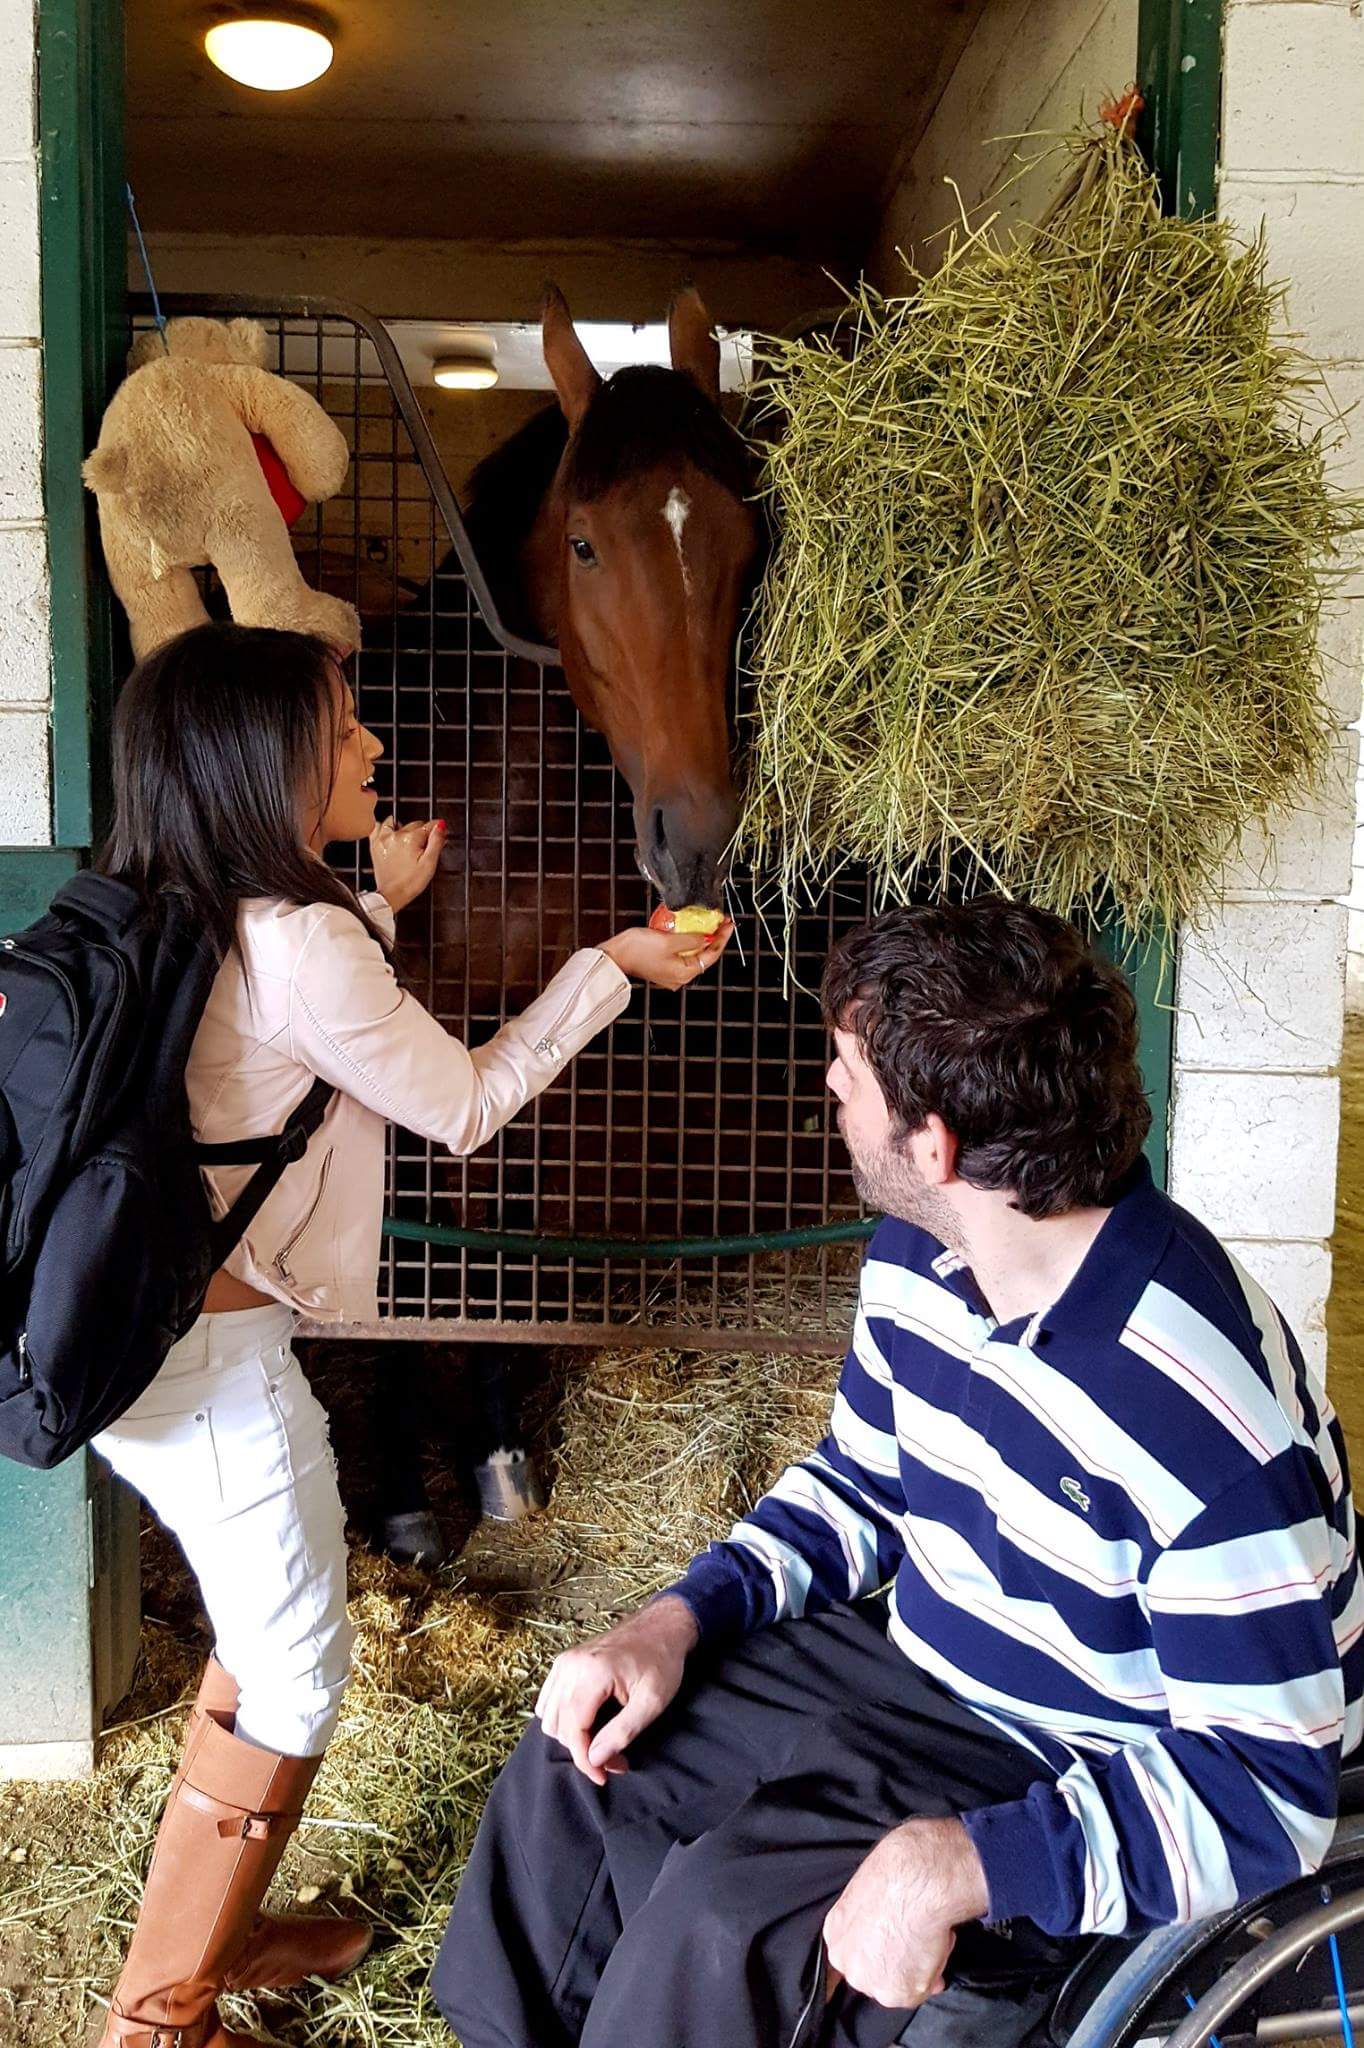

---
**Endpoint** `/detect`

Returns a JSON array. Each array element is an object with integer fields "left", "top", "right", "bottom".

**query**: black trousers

[{"left": 433, "top": 1602, "right": 1088, "bottom": 2048}]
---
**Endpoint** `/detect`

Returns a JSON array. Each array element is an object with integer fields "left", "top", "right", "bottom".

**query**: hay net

[{"left": 740, "top": 118, "right": 1362, "bottom": 941}]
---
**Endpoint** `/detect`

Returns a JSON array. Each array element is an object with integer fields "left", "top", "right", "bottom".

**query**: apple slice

[{"left": 649, "top": 903, "right": 725, "bottom": 937}]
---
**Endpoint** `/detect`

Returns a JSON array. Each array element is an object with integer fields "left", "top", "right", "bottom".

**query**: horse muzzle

[{"left": 637, "top": 786, "right": 738, "bottom": 910}]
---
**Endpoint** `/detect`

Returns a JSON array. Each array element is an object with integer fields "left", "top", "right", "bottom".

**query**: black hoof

[
  {"left": 378, "top": 1509, "right": 447, "bottom": 1569},
  {"left": 474, "top": 1449, "right": 546, "bottom": 1522}
]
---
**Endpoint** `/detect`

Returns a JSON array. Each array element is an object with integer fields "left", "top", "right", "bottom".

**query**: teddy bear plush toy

[{"left": 83, "top": 315, "right": 360, "bottom": 658}]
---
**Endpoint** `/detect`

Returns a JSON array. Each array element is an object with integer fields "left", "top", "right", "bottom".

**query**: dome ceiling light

[
  {"left": 432, "top": 352, "right": 500, "bottom": 392},
  {"left": 204, "top": 12, "right": 335, "bottom": 92}
]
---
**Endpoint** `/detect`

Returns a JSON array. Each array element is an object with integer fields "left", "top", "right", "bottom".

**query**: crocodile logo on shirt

[{"left": 1060, "top": 1476, "right": 1091, "bottom": 1513}]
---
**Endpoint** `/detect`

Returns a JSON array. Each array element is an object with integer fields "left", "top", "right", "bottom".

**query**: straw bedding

[{"left": 0, "top": 1339, "right": 838, "bottom": 2047}]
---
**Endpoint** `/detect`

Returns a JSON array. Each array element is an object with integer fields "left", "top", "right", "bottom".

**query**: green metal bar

[
  {"left": 38, "top": 0, "right": 127, "bottom": 855},
  {"left": 384, "top": 1214, "right": 878, "bottom": 1262}
]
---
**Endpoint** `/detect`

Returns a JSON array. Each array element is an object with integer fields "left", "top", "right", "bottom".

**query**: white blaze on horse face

[{"left": 663, "top": 485, "right": 693, "bottom": 600}]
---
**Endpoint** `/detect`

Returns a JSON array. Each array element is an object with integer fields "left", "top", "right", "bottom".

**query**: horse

[{"left": 362, "top": 288, "right": 762, "bottom": 1564}]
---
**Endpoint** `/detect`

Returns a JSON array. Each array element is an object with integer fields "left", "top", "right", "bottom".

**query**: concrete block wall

[
  {"left": 0, "top": 0, "right": 51, "bottom": 848},
  {"left": 1174, "top": 0, "right": 1364, "bottom": 1372},
  {"left": 1218, "top": 20, "right": 1364, "bottom": 1015}
]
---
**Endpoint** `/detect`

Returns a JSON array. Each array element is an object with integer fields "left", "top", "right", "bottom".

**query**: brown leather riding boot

[
  {"left": 166, "top": 1658, "right": 372, "bottom": 1994},
  {"left": 98, "top": 1716, "right": 325, "bottom": 2047}
]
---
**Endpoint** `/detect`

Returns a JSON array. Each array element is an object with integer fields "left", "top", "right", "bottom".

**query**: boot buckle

[{"left": 210, "top": 1810, "right": 273, "bottom": 1840}]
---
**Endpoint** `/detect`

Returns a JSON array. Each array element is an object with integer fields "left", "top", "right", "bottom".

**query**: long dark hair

[{"left": 99, "top": 622, "right": 385, "bottom": 960}]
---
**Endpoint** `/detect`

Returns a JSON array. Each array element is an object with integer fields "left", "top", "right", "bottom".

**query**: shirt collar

[
  {"left": 930, "top": 1243, "right": 998, "bottom": 1327},
  {"left": 1023, "top": 1156, "right": 1174, "bottom": 1351},
  {"left": 926, "top": 1155, "right": 1174, "bottom": 1351}
]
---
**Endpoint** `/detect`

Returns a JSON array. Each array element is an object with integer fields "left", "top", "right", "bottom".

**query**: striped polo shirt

[{"left": 669, "top": 1159, "right": 1363, "bottom": 1938}]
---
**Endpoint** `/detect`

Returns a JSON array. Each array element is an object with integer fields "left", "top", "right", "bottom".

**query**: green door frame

[
  {"left": 1111, "top": 0, "right": 1224, "bottom": 1185},
  {"left": 0, "top": 0, "right": 136, "bottom": 1780},
  {"left": 41, "top": 0, "right": 128, "bottom": 857},
  {"left": 1138, "top": 0, "right": 1222, "bottom": 219},
  {"left": 0, "top": 0, "right": 125, "bottom": 936}
]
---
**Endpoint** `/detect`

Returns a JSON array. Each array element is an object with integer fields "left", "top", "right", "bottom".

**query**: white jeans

[{"left": 93, "top": 1303, "right": 353, "bottom": 1758}]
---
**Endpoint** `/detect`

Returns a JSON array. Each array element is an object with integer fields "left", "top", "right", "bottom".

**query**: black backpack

[{"left": 0, "top": 873, "right": 332, "bottom": 1469}]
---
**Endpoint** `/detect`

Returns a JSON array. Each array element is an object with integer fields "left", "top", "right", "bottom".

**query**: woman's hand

[
  {"left": 599, "top": 919, "right": 733, "bottom": 990},
  {"left": 370, "top": 815, "right": 446, "bottom": 914}
]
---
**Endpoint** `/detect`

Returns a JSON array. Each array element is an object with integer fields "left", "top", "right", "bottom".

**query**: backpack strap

[{"left": 198, "top": 1076, "right": 335, "bottom": 1264}]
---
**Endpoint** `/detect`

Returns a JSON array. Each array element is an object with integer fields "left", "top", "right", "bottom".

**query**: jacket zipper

[
  {"left": 275, "top": 1146, "right": 333, "bottom": 1283},
  {"left": 537, "top": 962, "right": 629, "bottom": 1048},
  {"left": 16, "top": 1330, "right": 30, "bottom": 1389}
]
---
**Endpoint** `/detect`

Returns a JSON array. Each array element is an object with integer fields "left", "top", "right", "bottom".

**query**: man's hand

[
  {"left": 823, "top": 1816, "right": 989, "bottom": 2012},
  {"left": 534, "top": 1595, "right": 700, "bottom": 1786}
]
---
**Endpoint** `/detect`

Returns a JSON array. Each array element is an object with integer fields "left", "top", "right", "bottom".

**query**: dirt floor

[{"left": 4, "top": 1025, "right": 1364, "bottom": 2047}]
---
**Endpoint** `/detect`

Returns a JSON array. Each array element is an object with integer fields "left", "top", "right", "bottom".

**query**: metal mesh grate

[{"left": 133, "top": 296, "right": 873, "bottom": 1349}]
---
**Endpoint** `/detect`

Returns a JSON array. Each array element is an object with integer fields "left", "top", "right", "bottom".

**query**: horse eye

[{"left": 569, "top": 536, "right": 597, "bottom": 566}]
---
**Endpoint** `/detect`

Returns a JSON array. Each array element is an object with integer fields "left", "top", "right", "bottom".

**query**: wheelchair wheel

[{"left": 1059, "top": 1815, "right": 1364, "bottom": 2048}]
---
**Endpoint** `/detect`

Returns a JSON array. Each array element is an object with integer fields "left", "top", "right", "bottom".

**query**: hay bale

[{"left": 740, "top": 122, "right": 1363, "bottom": 938}]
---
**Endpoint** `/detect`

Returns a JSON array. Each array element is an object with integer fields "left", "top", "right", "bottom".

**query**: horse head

[{"left": 519, "top": 287, "right": 758, "bottom": 909}]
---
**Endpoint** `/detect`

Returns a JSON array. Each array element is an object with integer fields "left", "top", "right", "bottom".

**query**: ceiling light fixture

[
  {"left": 204, "top": 13, "right": 335, "bottom": 92},
  {"left": 432, "top": 353, "right": 500, "bottom": 392}
]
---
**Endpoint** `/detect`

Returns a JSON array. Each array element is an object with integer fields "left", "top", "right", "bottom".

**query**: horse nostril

[{"left": 651, "top": 806, "right": 669, "bottom": 857}]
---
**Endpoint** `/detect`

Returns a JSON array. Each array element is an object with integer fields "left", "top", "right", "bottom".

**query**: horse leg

[
  {"left": 469, "top": 1345, "right": 546, "bottom": 1522},
  {"left": 372, "top": 1345, "right": 448, "bottom": 1568}
]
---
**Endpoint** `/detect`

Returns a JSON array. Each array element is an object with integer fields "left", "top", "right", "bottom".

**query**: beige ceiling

[{"left": 126, "top": 0, "right": 988, "bottom": 266}]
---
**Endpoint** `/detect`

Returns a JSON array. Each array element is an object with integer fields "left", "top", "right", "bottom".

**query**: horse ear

[
  {"left": 542, "top": 284, "right": 600, "bottom": 430},
  {"left": 668, "top": 286, "right": 721, "bottom": 404}
]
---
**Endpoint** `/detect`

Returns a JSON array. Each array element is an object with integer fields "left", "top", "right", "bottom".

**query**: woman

[{"left": 90, "top": 621, "right": 731, "bottom": 2048}]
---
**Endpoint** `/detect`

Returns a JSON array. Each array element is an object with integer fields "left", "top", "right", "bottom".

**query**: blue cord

[
  {"left": 1182, "top": 1989, "right": 1223, "bottom": 2048},
  {"left": 1330, "top": 1930, "right": 1357, "bottom": 2048},
  {"left": 125, "top": 184, "right": 169, "bottom": 352}
]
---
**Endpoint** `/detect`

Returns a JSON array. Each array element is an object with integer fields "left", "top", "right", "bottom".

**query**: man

[{"left": 434, "top": 899, "right": 1361, "bottom": 2048}]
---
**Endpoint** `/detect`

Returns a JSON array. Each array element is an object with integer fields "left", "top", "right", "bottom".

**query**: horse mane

[
  {"left": 565, "top": 365, "right": 753, "bottom": 501},
  {"left": 459, "top": 401, "right": 569, "bottom": 637},
  {"left": 456, "top": 365, "right": 752, "bottom": 638}
]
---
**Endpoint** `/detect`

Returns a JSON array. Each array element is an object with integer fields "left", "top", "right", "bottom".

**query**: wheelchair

[{"left": 1044, "top": 1761, "right": 1364, "bottom": 2047}]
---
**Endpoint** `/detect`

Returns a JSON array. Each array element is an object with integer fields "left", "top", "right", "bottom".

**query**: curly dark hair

[{"left": 821, "top": 898, "right": 1152, "bottom": 1219}]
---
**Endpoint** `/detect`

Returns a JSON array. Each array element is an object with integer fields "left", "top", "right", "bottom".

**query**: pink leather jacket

[{"left": 187, "top": 891, "right": 631, "bottom": 1320}]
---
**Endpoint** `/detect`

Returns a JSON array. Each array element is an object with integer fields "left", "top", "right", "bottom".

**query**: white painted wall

[
  {"left": 0, "top": 0, "right": 50, "bottom": 849},
  {"left": 871, "top": 0, "right": 1363, "bottom": 1374},
  {"left": 1178, "top": 0, "right": 1364, "bottom": 1371},
  {"left": 871, "top": 0, "right": 1137, "bottom": 282}
]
